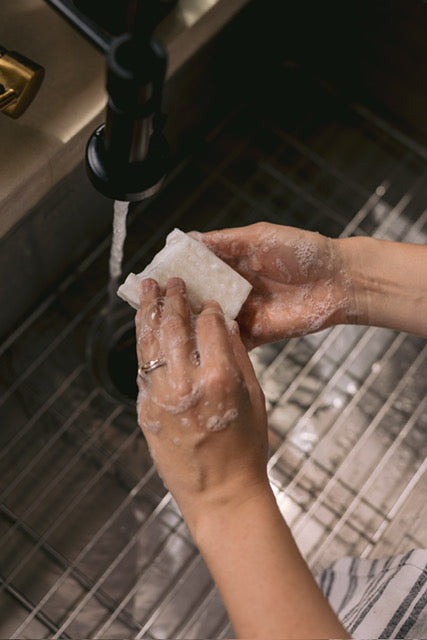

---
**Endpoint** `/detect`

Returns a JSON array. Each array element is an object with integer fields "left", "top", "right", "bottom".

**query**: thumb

[
  {"left": 193, "top": 227, "right": 249, "bottom": 259},
  {"left": 229, "top": 321, "right": 260, "bottom": 387}
]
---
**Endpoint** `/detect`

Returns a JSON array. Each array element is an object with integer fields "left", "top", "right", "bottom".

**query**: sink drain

[{"left": 88, "top": 305, "right": 138, "bottom": 408}]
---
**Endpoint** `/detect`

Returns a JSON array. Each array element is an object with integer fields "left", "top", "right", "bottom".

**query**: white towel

[{"left": 317, "top": 549, "right": 427, "bottom": 638}]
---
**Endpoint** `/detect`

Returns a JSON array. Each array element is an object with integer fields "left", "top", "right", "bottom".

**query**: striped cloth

[{"left": 317, "top": 549, "right": 427, "bottom": 638}]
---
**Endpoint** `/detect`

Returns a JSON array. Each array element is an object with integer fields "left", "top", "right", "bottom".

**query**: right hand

[
  {"left": 198, "top": 222, "right": 353, "bottom": 348},
  {"left": 135, "top": 277, "right": 270, "bottom": 531}
]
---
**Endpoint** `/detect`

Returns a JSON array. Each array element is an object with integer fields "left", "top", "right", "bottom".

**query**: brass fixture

[{"left": 0, "top": 46, "right": 44, "bottom": 118}]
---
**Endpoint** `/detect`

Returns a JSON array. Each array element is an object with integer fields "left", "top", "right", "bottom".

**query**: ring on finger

[{"left": 138, "top": 358, "right": 167, "bottom": 376}]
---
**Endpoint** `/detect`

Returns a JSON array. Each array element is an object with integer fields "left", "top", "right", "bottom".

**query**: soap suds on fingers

[
  {"left": 143, "top": 419, "right": 162, "bottom": 435},
  {"left": 145, "top": 300, "right": 164, "bottom": 328},
  {"left": 190, "top": 349, "right": 201, "bottom": 367},
  {"left": 152, "top": 383, "right": 203, "bottom": 415},
  {"left": 206, "top": 408, "right": 239, "bottom": 431}
]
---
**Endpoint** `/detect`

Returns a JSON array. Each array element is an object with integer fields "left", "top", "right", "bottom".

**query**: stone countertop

[{"left": 0, "top": 0, "right": 248, "bottom": 239}]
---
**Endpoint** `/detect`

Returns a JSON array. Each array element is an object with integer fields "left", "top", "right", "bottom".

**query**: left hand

[
  {"left": 135, "top": 277, "right": 269, "bottom": 530},
  {"left": 198, "top": 222, "right": 352, "bottom": 348}
]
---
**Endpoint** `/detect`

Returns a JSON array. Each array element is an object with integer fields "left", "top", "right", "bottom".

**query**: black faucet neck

[{"left": 44, "top": 0, "right": 170, "bottom": 202}]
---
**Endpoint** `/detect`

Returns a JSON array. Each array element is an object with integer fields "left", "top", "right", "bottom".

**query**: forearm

[
  {"left": 336, "top": 236, "right": 427, "bottom": 337},
  {"left": 190, "top": 483, "right": 349, "bottom": 639}
]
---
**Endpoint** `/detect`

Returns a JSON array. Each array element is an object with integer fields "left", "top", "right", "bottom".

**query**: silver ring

[{"left": 138, "top": 358, "right": 167, "bottom": 376}]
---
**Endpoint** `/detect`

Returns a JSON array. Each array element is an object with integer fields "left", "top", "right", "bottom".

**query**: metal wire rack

[{"left": 1, "top": 65, "right": 426, "bottom": 638}]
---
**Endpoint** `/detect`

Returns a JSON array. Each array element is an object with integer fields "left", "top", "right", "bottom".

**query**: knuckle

[
  {"left": 162, "top": 311, "right": 185, "bottom": 334},
  {"left": 137, "top": 395, "right": 159, "bottom": 428},
  {"left": 203, "top": 365, "right": 239, "bottom": 392},
  {"left": 170, "top": 377, "right": 193, "bottom": 399},
  {"left": 138, "top": 326, "right": 158, "bottom": 351},
  {"left": 253, "top": 221, "right": 269, "bottom": 234}
]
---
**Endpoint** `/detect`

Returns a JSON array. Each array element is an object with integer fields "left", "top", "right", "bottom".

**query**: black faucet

[{"left": 44, "top": 0, "right": 170, "bottom": 202}]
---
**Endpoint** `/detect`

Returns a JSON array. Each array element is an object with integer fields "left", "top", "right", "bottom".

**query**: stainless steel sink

[{"left": 1, "top": 1, "right": 427, "bottom": 637}]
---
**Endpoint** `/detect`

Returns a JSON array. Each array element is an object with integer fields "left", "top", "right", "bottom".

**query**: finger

[
  {"left": 163, "top": 278, "right": 192, "bottom": 325},
  {"left": 196, "top": 300, "right": 238, "bottom": 372},
  {"left": 235, "top": 300, "right": 264, "bottom": 349},
  {"left": 197, "top": 226, "right": 250, "bottom": 259},
  {"left": 136, "top": 278, "right": 163, "bottom": 365},
  {"left": 229, "top": 321, "right": 260, "bottom": 387},
  {"left": 229, "top": 322, "right": 267, "bottom": 416},
  {"left": 159, "top": 278, "right": 196, "bottom": 378}
]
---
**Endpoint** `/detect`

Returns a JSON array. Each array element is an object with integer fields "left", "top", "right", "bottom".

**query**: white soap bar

[{"left": 117, "top": 228, "right": 252, "bottom": 319}]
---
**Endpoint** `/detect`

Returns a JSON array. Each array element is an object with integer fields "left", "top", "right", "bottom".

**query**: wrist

[
  {"left": 335, "top": 235, "right": 427, "bottom": 336},
  {"left": 334, "top": 236, "right": 377, "bottom": 327},
  {"left": 185, "top": 479, "right": 350, "bottom": 639},
  {"left": 183, "top": 475, "right": 273, "bottom": 547}
]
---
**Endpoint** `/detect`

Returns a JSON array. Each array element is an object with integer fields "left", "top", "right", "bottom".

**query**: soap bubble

[
  {"left": 145, "top": 300, "right": 164, "bottom": 328},
  {"left": 190, "top": 350, "right": 201, "bottom": 366}
]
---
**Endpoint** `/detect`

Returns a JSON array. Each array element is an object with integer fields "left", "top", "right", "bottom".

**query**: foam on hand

[{"left": 117, "top": 229, "right": 252, "bottom": 320}]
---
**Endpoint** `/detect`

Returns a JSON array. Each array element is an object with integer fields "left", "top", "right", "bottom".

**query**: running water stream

[
  {"left": 88, "top": 198, "right": 138, "bottom": 405},
  {"left": 108, "top": 200, "right": 130, "bottom": 310},
  {"left": 97, "top": 198, "right": 138, "bottom": 402}
]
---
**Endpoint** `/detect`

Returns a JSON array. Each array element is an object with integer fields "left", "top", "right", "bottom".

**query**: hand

[
  {"left": 135, "top": 278, "right": 349, "bottom": 640},
  {"left": 135, "top": 277, "right": 269, "bottom": 530},
  {"left": 198, "top": 222, "right": 353, "bottom": 348}
]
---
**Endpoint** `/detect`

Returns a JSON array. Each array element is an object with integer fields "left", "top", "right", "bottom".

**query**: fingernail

[
  {"left": 200, "top": 299, "right": 211, "bottom": 311},
  {"left": 188, "top": 230, "right": 203, "bottom": 242},
  {"left": 141, "top": 278, "right": 155, "bottom": 293},
  {"left": 166, "top": 277, "right": 184, "bottom": 289},
  {"left": 201, "top": 299, "right": 222, "bottom": 312}
]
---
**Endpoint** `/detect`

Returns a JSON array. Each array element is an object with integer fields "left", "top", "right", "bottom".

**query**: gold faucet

[{"left": 0, "top": 45, "right": 44, "bottom": 118}]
